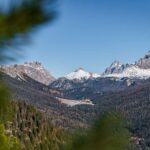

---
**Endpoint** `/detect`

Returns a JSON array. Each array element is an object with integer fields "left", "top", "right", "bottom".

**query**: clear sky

[{"left": 11, "top": 0, "right": 150, "bottom": 77}]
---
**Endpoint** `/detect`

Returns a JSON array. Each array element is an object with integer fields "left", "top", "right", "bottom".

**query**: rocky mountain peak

[
  {"left": 102, "top": 50, "right": 150, "bottom": 79},
  {"left": 24, "top": 61, "right": 42, "bottom": 67},
  {"left": 0, "top": 62, "right": 55, "bottom": 85},
  {"left": 103, "top": 60, "right": 125, "bottom": 75},
  {"left": 136, "top": 50, "right": 150, "bottom": 69},
  {"left": 110, "top": 60, "right": 123, "bottom": 68}
]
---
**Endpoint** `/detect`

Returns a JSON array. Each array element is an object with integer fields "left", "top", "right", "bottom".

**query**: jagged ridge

[
  {"left": 0, "top": 61, "right": 55, "bottom": 85},
  {"left": 102, "top": 50, "right": 150, "bottom": 79}
]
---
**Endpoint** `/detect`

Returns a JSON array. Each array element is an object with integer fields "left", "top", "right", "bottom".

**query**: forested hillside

[{"left": 6, "top": 101, "right": 65, "bottom": 150}]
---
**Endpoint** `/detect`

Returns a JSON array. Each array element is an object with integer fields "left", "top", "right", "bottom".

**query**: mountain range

[
  {"left": 65, "top": 50, "right": 150, "bottom": 80},
  {"left": 1, "top": 50, "right": 150, "bottom": 84},
  {"left": 1, "top": 51, "right": 150, "bottom": 149}
]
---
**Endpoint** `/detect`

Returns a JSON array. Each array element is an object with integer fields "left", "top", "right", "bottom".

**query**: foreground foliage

[
  {"left": 0, "top": 0, "right": 56, "bottom": 62},
  {"left": 0, "top": 124, "right": 20, "bottom": 150},
  {"left": 62, "top": 112, "right": 130, "bottom": 150}
]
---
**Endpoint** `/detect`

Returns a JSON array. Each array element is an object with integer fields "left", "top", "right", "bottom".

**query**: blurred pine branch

[
  {"left": 0, "top": 0, "right": 57, "bottom": 62},
  {"left": 62, "top": 112, "right": 131, "bottom": 150}
]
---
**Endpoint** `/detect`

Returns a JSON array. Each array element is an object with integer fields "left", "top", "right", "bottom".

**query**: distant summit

[
  {"left": 61, "top": 50, "right": 150, "bottom": 80},
  {"left": 103, "top": 60, "right": 123, "bottom": 75},
  {"left": 74, "top": 67, "right": 85, "bottom": 72},
  {"left": 102, "top": 50, "right": 150, "bottom": 79},
  {"left": 0, "top": 61, "right": 55, "bottom": 85},
  {"left": 65, "top": 68, "right": 100, "bottom": 80}
]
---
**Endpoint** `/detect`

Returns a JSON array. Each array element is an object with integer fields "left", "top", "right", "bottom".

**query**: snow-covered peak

[
  {"left": 75, "top": 67, "right": 84, "bottom": 71},
  {"left": 102, "top": 51, "right": 150, "bottom": 79},
  {"left": 103, "top": 65, "right": 150, "bottom": 79},
  {"left": 65, "top": 68, "right": 91, "bottom": 80},
  {"left": 65, "top": 68, "right": 101, "bottom": 80}
]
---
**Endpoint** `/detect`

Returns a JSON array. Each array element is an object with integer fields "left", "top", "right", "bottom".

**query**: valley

[{"left": 1, "top": 51, "right": 150, "bottom": 149}]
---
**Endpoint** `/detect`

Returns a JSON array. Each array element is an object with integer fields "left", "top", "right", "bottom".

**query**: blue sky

[{"left": 9, "top": 0, "right": 150, "bottom": 77}]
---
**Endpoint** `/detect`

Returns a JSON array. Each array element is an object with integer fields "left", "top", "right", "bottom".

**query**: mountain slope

[
  {"left": 0, "top": 61, "right": 55, "bottom": 85},
  {"left": 0, "top": 72, "right": 93, "bottom": 129}
]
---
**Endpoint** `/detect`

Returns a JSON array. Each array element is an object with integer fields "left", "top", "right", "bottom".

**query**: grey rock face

[
  {"left": 103, "top": 60, "right": 132, "bottom": 75},
  {"left": 0, "top": 61, "right": 55, "bottom": 85},
  {"left": 136, "top": 51, "right": 150, "bottom": 69}
]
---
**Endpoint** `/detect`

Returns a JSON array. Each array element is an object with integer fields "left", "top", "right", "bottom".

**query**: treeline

[{"left": 9, "top": 101, "right": 65, "bottom": 150}]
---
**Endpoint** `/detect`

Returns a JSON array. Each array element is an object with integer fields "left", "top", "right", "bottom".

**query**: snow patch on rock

[{"left": 56, "top": 97, "right": 94, "bottom": 107}]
